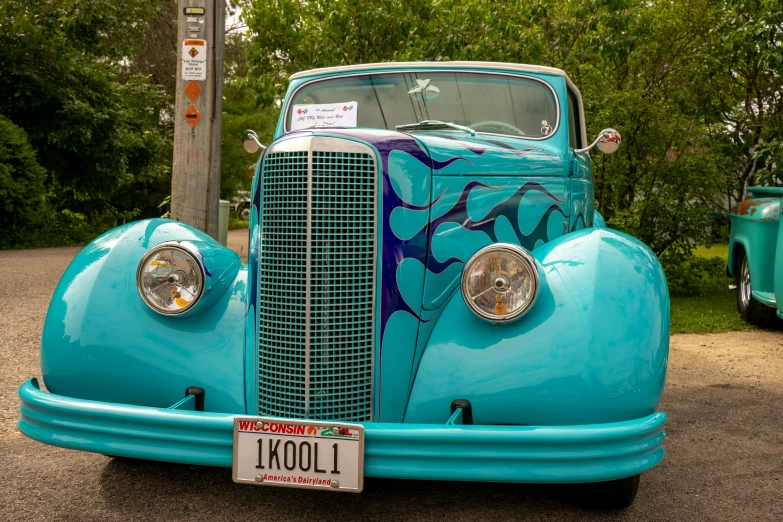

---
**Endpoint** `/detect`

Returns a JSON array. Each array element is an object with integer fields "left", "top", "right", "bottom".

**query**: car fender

[
  {"left": 727, "top": 198, "right": 779, "bottom": 299},
  {"left": 726, "top": 236, "right": 750, "bottom": 278},
  {"left": 593, "top": 209, "right": 607, "bottom": 228},
  {"left": 40, "top": 219, "right": 247, "bottom": 413},
  {"left": 405, "top": 228, "right": 669, "bottom": 426}
]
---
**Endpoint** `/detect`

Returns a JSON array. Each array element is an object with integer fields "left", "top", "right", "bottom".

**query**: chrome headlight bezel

[
  {"left": 461, "top": 243, "right": 540, "bottom": 323},
  {"left": 136, "top": 241, "right": 205, "bottom": 316}
]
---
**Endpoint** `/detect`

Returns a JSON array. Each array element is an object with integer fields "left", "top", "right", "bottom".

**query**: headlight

[
  {"left": 136, "top": 242, "right": 205, "bottom": 315},
  {"left": 461, "top": 243, "right": 539, "bottom": 322}
]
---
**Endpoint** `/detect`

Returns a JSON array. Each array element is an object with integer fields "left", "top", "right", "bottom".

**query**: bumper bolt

[
  {"left": 255, "top": 421, "right": 264, "bottom": 430},
  {"left": 255, "top": 475, "right": 264, "bottom": 482},
  {"left": 330, "top": 480, "right": 339, "bottom": 489}
]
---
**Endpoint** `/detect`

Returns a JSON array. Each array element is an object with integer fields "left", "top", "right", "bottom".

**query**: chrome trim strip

[
  {"left": 310, "top": 136, "right": 379, "bottom": 155},
  {"left": 284, "top": 70, "right": 562, "bottom": 142},
  {"left": 304, "top": 141, "right": 312, "bottom": 417}
]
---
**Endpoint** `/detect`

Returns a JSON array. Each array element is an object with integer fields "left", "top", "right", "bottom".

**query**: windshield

[{"left": 286, "top": 72, "right": 558, "bottom": 139}]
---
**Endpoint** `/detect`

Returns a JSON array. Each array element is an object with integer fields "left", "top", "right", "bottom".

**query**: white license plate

[{"left": 232, "top": 417, "right": 364, "bottom": 492}]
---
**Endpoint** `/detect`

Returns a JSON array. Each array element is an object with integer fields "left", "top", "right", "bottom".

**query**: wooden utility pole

[{"left": 171, "top": 0, "right": 225, "bottom": 239}]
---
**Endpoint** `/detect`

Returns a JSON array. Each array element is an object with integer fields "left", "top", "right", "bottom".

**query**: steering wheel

[{"left": 470, "top": 120, "right": 526, "bottom": 136}]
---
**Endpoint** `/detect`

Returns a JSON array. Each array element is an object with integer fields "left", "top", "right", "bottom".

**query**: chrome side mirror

[
  {"left": 575, "top": 128, "right": 621, "bottom": 154},
  {"left": 242, "top": 130, "right": 266, "bottom": 154}
]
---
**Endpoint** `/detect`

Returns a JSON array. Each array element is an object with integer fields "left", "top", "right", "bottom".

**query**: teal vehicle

[
  {"left": 18, "top": 62, "right": 669, "bottom": 509},
  {"left": 728, "top": 186, "right": 783, "bottom": 326}
]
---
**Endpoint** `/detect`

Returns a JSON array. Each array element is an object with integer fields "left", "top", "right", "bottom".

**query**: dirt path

[
  {"left": 655, "top": 331, "right": 783, "bottom": 520},
  {"left": 669, "top": 331, "right": 783, "bottom": 387},
  {"left": 227, "top": 228, "right": 249, "bottom": 261}
]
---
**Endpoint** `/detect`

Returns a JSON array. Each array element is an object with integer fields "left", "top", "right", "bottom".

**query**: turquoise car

[
  {"left": 18, "top": 62, "right": 669, "bottom": 508},
  {"left": 728, "top": 186, "right": 783, "bottom": 326}
]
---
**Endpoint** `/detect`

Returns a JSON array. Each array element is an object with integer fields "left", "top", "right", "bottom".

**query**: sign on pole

[{"left": 182, "top": 39, "right": 207, "bottom": 81}]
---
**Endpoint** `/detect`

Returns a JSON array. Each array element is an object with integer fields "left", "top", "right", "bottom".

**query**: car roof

[{"left": 288, "top": 61, "right": 571, "bottom": 82}]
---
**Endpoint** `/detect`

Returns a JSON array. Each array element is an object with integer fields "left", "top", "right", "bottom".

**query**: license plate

[{"left": 232, "top": 417, "right": 364, "bottom": 492}]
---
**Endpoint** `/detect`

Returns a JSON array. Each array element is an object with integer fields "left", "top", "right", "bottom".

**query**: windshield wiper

[{"left": 396, "top": 120, "right": 476, "bottom": 136}]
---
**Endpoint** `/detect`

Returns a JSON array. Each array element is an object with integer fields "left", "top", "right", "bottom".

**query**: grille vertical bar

[{"left": 258, "top": 138, "right": 377, "bottom": 422}]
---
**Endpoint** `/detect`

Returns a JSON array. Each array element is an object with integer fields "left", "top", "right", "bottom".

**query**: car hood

[{"left": 407, "top": 131, "right": 568, "bottom": 177}]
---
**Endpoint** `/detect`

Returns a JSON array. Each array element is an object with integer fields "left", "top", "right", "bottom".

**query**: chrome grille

[{"left": 258, "top": 137, "right": 377, "bottom": 422}]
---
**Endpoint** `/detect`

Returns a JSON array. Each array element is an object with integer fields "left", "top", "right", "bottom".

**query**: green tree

[
  {"left": 0, "top": 115, "right": 47, "bottom": 230},
  {"left": 123, "top": 0, "right": 180, "bottom": 97},
  {"left": 704, "top": 0, "right": 783, "bottom": 205},
  {"left": 244, "top": 0, "right": 434, "bottom": 105},
  {"left": 221, "top": 32, "right": 279, "bottom": 198},
  {"left": 0, "top": 0, "right": 172, "bottom": 220},
  {"left": 572, "top": 0, "right": 726, "bottom": 255}
]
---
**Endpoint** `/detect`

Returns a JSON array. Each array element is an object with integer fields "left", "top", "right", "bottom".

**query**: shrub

[
  {"left": 0, "top": 114, "right": 47, "bottom": 231},
  {"left": 0, "top": 209, "right": 110, "bottom": 249},
  {"left": 661, "top": 249, "right": 729, "bottom": 296}
]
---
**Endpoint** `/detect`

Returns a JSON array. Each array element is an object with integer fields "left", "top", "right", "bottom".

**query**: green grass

[
  {"left": 670, "top": 243, "right": 754, "bottom": 334},
  {"left": 670, "top": 291, "right": 753, "bottom": 334},
  {"left": 229, "top": 218, "right": 249, "bottom": 230},
  {"left": 693, "top": 243, "right": 729, "bottom": 261}
]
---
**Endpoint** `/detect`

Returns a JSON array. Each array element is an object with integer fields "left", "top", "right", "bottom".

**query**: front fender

[
  {"left": 40, "top": 219, "right": 247, "bottom": 413},
  {"left": 405, "top": 228, "right": 669, "bottom": 425}
]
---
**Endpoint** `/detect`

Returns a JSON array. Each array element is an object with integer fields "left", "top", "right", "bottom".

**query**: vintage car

[
  {"left": 230, "top": 190, "right": 251, "bottom": 221},
  {"left": 728, "top": 186, "right": 783, "bottom": 326},
  {"left": 18, "top": 62, "right": 669, "bottom": 508}
]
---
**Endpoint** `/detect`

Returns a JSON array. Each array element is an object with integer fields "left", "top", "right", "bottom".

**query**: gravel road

[{"left": 1, "top": 233, "right": 782, "bottom": 521}]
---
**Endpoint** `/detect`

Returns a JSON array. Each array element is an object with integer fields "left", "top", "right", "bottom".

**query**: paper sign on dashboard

[{"left": 290, "top": 102, "right": 358, "bottom": 131}]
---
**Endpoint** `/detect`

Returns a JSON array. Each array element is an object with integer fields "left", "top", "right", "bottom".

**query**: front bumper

[{"left": 18, "top": 378, "right": 666, "bottom": 483}]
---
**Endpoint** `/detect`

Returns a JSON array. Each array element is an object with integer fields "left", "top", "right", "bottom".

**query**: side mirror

[
  {"left": 242, "top": 130, "right": 265, "bottom": 154},
  {"left": 575, "top": 128, "right": 621, "bottom": 155}
]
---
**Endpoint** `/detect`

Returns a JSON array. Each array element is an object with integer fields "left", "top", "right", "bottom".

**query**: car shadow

[{"left": 98, "top": 458, "right": 624, "bottom": 520}]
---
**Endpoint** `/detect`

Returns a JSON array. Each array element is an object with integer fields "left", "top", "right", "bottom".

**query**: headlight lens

[
  {"left": 137, "top": 243, "right": 204, "bottom": 315},
  {"left": 461, "top": 243, "right": 539, "bottom": 322}
]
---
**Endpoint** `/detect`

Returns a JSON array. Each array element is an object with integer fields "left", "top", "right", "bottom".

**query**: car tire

[
  {"left": 240, "top": 207, "right": 251, "bottom": 221},
  {"left": 572, "top": 474, "right": 640, "bottom": 509},
  {"left": 103, "top": 455, "right": 139, "bottom": 462},
  {"left": 736, "top": 251, "right": 777, "bottom": 327}
]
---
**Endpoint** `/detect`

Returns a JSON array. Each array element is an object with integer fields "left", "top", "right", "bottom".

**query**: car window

[
  {"left": 567, "top": 90, "right": 582, "bottom": 149},
  {"left": 287, "top": 72, "right": 558, "bottom": 138}
]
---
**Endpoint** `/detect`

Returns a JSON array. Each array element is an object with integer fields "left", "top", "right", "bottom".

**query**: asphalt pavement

[{"left": 1, "top": 233, "right": 782, "bottom": 521}]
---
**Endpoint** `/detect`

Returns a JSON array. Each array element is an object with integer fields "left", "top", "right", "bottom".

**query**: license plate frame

[{"left": 232, "top": 416, "right": 365, "bottom": 493}]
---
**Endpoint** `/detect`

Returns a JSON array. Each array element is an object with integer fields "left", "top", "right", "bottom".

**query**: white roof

[{"left": 289, "top": 61, "right": 571, "bottom": 82}]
